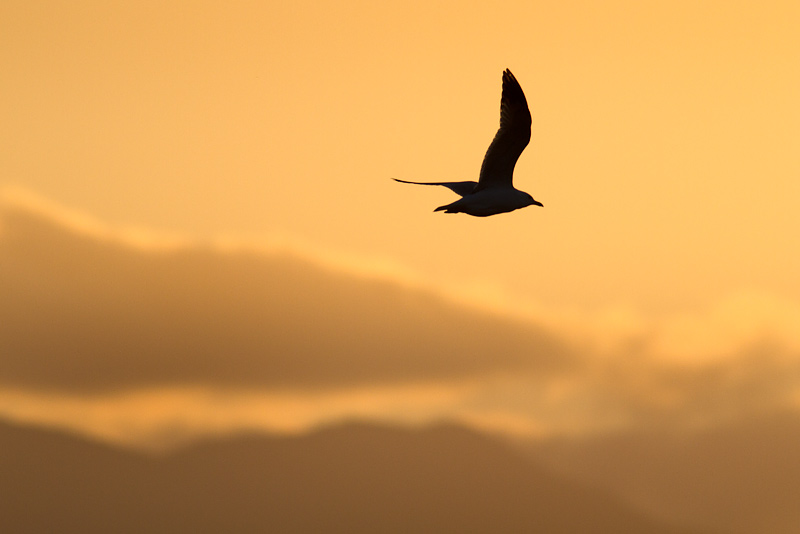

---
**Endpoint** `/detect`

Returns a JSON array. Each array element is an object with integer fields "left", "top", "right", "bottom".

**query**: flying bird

[{"left": 394, "top": 69, "right": 543, "bottom": 217}]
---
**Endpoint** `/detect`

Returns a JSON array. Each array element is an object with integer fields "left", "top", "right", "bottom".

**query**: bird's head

[{"left": 525, "top": 193, "right": 543, "bottom": 208}]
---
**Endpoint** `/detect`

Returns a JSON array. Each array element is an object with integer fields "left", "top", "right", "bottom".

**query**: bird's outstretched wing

[
  {"left": 476, "top": 69, "right": 531, "bottom": 190},
  {"left": 392, "top": 178, "right": 478, "bottom": 197}
]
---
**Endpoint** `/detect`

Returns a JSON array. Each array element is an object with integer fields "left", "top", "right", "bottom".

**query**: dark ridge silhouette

[
  {"left": 0, "top": 419, "right": 710, "bottom": 534},
  {"left": 528, "top": 411, "right": 800, "bottom": 534}
]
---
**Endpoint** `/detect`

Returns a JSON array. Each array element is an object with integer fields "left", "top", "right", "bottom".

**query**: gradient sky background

[{"left": 2, "top": 0, "right": 800, "bottom": 448}]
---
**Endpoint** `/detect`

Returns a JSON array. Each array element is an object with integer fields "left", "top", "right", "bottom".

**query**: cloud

[
  {"left": 0, "top": 189, "right": 570, "bottom": 391},
  {"left": 1, "top": 189, "right": 799, "bottom": 445}
]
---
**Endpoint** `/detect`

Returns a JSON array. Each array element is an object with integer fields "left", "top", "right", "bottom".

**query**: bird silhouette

[{"left": 395, "top": 69, "right": 542, "bottom": 217}]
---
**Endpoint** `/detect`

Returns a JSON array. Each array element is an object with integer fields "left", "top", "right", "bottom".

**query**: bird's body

[
  {"left": 394, "top": 69, "right": 542, "bottom": 216},
  {"left": 435, "top": 186, "right": 538, "bottom": 217}
]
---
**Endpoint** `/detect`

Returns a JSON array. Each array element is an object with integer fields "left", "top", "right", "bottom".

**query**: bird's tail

[{"left": 434, "top": 201, "right": 459, "bottom": 214}]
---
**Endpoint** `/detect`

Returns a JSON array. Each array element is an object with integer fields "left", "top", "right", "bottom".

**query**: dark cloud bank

[{"left": 0, "top": 203, "right": 569, "bottom": 391}]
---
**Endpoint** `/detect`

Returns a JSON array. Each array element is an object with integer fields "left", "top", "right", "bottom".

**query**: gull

[{"left": 394, "top": 69, "right": 542, "bottom": 217}]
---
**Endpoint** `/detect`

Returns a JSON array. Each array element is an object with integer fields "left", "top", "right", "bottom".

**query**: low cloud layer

[
  {"left": 1, "top": 190, "right": 799, "bottom": 443},
  {"left": 0, "top": 195, "right": 568, "bottom": 391}
]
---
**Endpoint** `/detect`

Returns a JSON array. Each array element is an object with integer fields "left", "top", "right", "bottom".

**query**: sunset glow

[{"left": 2, "top": 1, "right": 799, "bottom": 532}]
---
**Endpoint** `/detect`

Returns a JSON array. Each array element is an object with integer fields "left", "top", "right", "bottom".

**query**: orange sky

[
  {"left": 2, "top": 1, "right": 800, "bottom": 445},
  {"left": 3, "top": 0, "right": 799, "bottom": 315}
]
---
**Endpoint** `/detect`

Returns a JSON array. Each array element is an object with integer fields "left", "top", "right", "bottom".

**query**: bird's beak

[{"left": 533, "top": 200, "right": 543, "bottom": 207}]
